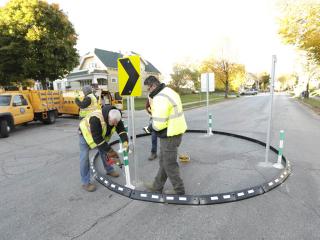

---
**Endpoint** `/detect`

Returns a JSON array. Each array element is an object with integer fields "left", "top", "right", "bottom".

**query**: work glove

[
  {"left": 106, "top": 157, "right": 123, "bottom": 169},
  {"left": 122, "top": 141, "right": 129, "bottom": 152},
  {"left": 143, "top": 124, "right": 152, "bottom": 134}
]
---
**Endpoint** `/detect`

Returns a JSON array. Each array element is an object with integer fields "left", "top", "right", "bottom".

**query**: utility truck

[{"left": 0, "top": 90, "right": 62, "bottom": 138}]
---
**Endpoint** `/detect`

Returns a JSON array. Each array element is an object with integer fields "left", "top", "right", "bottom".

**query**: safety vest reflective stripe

[
  {"left": 152, "top": 116, "right": 168, "bottom": 122},
  {"left": 152, "top": 87, "right": 187, "bottom": 136},
  {"left": 153, "top": 112, "right": 185, "bottom": 122},
  {"left": 157, "top": 92, "right": 179, "bottom": 114},
  {"left": 96, "top": 140, "right": 106, "bottom": 146}
]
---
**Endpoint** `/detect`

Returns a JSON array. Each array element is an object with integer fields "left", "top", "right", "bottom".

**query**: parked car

[{"left": 239, "top": 89, "right": 258, "bottom": 95}]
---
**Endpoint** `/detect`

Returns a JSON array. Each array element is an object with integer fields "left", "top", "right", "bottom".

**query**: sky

[{"left": 0, "top": 0, "right": 299, "bottom": 80}]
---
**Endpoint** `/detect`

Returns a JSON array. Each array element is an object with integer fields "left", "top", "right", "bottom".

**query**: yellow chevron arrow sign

[{"left": 118, "top": 55, "right": 141, "bottom": 97}]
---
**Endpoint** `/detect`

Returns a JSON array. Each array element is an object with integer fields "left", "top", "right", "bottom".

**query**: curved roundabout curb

[{"left": 90, "top": 129, "right": 291, "bottom": 205}]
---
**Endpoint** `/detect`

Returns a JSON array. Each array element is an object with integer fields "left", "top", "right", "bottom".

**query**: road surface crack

[{"left": 70, "top": 200, "right": 133, "bottom": 239}]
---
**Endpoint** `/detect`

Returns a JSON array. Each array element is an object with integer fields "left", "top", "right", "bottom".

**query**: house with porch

[{"left": 53, "top": 48, "right": 161, "bottom": 96}]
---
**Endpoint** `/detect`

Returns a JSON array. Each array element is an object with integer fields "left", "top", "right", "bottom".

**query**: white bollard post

[
  {"left": 273, "top": 130, "right": 285, "bottom": 169},
  {"left": 117, "top": 140, "right": 123, "bottom": 153},
  {"left": 207, "top": 113, "right": 213, "bottom": 136},
  {"left": 123, "top": 148, "right": 135, "bottom": 189}
]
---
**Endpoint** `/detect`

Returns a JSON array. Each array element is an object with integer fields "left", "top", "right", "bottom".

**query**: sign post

[
  {"left": 118, "top": 55, "right": 142, "bottom": 188},
  {"left": 201, "top": 73, "right": 215, "bottom": 135},
  {"left": 259, "top": 55, "right": 276, "bottom": 168}
]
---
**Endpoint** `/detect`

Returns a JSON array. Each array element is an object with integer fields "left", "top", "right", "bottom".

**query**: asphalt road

[{"left": 0, "top": 93, "right": 319, "bottom": 240}]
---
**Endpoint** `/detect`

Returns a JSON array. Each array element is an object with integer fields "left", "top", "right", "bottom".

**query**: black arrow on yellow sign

[{"left": 119, "top": 58, "right": 140, "bottom": 95}]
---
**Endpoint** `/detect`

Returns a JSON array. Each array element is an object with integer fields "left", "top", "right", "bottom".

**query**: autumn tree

[
  {"left": 0, "top": 0, "right": 79, "bottom": 87},
  {"left": 302, "top": 59, "right": 320, "bottom": 97},
  {"left": 200, "top": 58, "right": 246, "bottom": 98},
  {"left": 278, "top": 0, "right": 320, "bottom": 64},
  {"left": 277, "top": 73, "right": 298, "bottom": 91}
]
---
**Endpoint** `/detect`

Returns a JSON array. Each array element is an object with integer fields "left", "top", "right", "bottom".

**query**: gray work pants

[{"left": 153, "top": 134, "right": 185, "bottom": 194}]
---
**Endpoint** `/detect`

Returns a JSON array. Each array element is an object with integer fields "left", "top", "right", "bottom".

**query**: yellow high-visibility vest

[
  {"left": 79, "top": 110, "right": 116, "bottom": 149},
  {"left": 151, "top": 87, "right": 187, "bottom": 136},
  {"left": 79, "top": 93, "right": 100, "bottom": 118}
]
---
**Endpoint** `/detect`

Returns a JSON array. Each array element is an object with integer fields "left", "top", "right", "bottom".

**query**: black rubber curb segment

[{"left": 90, "top": 129, "right": 291, "bottom": 205}]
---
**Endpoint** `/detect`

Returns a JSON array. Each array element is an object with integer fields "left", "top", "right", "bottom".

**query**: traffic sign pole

[
  {"left": 201, "top": 73, "right": 214, "bottom": 137},
  {"left": 118, "top": 54, "right": 142, "bottom": 187},
  {"left": 207, "top": 73, "right": 209, "bottom": 135},
  {"left": 130, "top": 96, "right": 141, "bottom": 186},
  {"left": 259, "top": 55, "right": 276, "bottom": 168}
]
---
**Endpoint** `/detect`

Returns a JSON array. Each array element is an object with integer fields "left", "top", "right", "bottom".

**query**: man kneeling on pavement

[{"left": 79, "top": 105, "right": 128, "bottom": 192}]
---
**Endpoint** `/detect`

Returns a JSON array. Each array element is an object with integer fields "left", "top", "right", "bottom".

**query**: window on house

[
  {"left": 80, "top": 80, "right": 92, "bottom": 87},
  {"left": 98, "top": 78, "right": 108, "bottom": 85},
  {"left": 88, "top": 62, "right": 97, "bottom": 69},
  {"left": 111, "top": 78, "right": 117, "bottom": 83}
]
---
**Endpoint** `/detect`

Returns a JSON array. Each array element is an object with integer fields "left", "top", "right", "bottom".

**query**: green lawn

[
  {"left": 300, "top": 97, "right": 320, "bottom": 113},
  {"left": 122, "top": 92, "right": 230, "bottom": 110}
]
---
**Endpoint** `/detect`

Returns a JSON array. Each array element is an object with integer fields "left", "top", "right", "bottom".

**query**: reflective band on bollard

[
  {"left": 273, "top": 130, "right": 285, "bottom": 169},
  {"left": 207, "top": 113, "right": 213, "bottom": 135}
]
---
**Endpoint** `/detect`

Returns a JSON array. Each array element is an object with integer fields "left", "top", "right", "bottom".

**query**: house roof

[
  {"left": 68, "top": 70, "right": 89, "bottom": 77},
  {"left": 94, "top": 48, "right": 161, "bottom": 74},
  {"left": 67, "top": 69, "right": 108, "bottom": 78},
  {"left": 145, "top": 60, "right": 160, "bottom": 74},
  {"left": 94, "top": 48, "right": 123, "bottom": 69}
]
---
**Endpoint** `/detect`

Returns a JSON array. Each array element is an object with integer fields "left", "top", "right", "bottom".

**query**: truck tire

[
  {"left": 43, "top": 111, "right": 56, "bottom": 124},
  {"left": 0, "top": 120, "right": 10, "bottom": 138}
]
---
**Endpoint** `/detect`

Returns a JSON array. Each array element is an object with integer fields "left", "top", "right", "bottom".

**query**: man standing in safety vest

[
  {"left": 144, "top": 76, "right": 187, "bottom": 195},
  {"left": 79, "top": 105, "right": 129, "bottom": 192},
  {"left": 75, "top": 85, "right": 100, "bottom": 118}
]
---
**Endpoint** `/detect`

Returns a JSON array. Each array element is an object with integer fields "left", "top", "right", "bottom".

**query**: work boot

[
  {"left": 82, "top": 183, "right": 96, "bottom": 192},
  {"left": 163, "top": 189, "right": 185, "bottom": 195},
  {"left": 107, "top": 171, "right": 120, "bottom": 178},
  {"left": 144, "top": 182, "right": 161, "bottom": 193},
  {"left": 148, "top": 152, "right": 157, "bottom": 161}
]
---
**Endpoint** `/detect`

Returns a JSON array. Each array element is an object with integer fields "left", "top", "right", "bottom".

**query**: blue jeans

[
  {"left": 151, "top": 131, "right": 158, "bottom": 153},
  {"left": 79, "top": 134, "right": 114, "bottom": 185}
]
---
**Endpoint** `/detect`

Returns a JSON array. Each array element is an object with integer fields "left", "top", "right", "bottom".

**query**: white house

[{"left": 53, "top": 48, "right": 161, "bottom": 96}]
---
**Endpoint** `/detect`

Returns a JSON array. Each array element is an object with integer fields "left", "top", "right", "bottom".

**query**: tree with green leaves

[
  {"left": 0, "top": 0, "right": 79, "bottom": 88},
  {"left": 200, "top": 58, "right": 246, "bottom": 98},
  {"left": 278, "top": 0, "right": 320, "bottom": 64},
  {"left": 169, "top": 64, "right": 200, "bottom": 94}
]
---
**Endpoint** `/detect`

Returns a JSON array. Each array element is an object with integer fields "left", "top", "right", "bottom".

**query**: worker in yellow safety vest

[
  {"left": 143, "top": 75, "right": 187, "bottom": 195},
  {"left": 78, "top": 105, "right": 129, "bottom": 192},
  {"left": 75, "top": 85, "right": 100, "bottom": 118}
]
